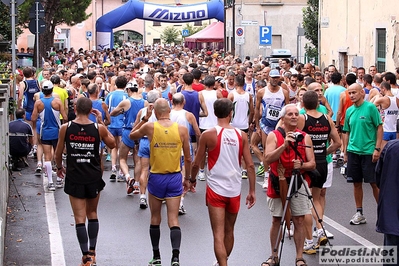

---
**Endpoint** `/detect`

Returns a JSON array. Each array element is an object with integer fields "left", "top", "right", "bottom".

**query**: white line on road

[
  {"left": 324, "top": 216, "right": 378, "bottom": 248},
  {"left": 43, "top": 177, "right": 66, "bottom": 266}
]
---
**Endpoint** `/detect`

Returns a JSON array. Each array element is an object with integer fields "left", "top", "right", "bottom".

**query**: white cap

[{"left": 42, "top": 80, "right": 53, "bottom": 90}]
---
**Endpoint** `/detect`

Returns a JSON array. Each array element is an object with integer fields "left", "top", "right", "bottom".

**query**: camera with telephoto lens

[{"left": 292, "top": 132, "right": 304, "bottom": 142}]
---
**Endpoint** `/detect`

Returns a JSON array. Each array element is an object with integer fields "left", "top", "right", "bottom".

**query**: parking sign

[
  {"left": 86, "top": 31, "right": 92, "bottom": 41},
  {"left": 259, "top": 26, "right": 272, "bottom": 45}
]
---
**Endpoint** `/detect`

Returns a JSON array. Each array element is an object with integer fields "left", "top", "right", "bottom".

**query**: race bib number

[{"left": 266, "top": 105, "right": 281, "bottom": 121}]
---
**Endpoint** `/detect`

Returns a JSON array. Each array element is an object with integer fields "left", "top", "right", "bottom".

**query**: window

[
  {"left": 376, "top": 29, "right": 386, "bottom": 72},
  {"left": 194, "top": 21, "right": 202, "bottom": 26},
  {"left": 153, "top": 21, "right": 161, "bottom": 26},
  {"left": 153, "top": 38, "right": 161, "bottom": 44}
]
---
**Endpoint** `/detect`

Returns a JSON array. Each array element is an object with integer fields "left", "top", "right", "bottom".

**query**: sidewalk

[{"left": 4, "top": 158, "right": 51, "bottom": 266}]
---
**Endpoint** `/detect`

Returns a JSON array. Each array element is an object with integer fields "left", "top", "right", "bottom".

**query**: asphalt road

[{"left": 4, "top": 155, "right": 384, "bottom": 266}]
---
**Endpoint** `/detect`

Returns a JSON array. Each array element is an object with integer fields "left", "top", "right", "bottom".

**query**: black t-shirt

[{"left": 65, "top": 121, "right": 101, "bottom": 184}]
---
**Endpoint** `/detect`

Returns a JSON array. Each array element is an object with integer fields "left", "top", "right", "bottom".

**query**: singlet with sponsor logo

[
  {"left": 150, "top": 122, "right": 182, "bottom": 174},
  {"left": 207, "top": 126, "right": 243, "bottom": 197},
  {"left": 23, "top": 79, "right": 40, "bottom": 112},
  {"left": 261, "top": 87, "right": 285, "bottom": 127},
  {"left": 39, "top": 97, "right": 61, "bottom": 140},
  {"left": 302, "top": 114, "right": 331, "bottom": 162},
  {"left": 65, "top": 122, "right": 101, "bottom": 184},
  {"left": 231, "top": 90, "right": 250, "bottom": 130},
  {"left": 382, "top": 96, "right": 399, "bottom": 133}
]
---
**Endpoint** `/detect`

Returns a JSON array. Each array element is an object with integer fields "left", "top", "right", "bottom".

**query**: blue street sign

[
  {"left": 86, "top": 31, "right": 92, "bottom": 41},
  {"left": 182, "top": 29, "right": 189, "bottom": 37},
  {"left": 259, "top": 26, "right": 272, "bottom": 45}
]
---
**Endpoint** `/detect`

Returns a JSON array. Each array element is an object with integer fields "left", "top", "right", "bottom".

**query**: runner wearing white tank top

[
  {"left": 229, "top": 86, "right": 254, "bottom": 131},
  {"left": 373, "top": 82, "right": 399, "bottom": 149}
]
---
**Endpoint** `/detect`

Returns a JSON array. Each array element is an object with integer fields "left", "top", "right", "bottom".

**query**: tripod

[{"left": 272, "top": 141, "right": 332, "bottom": 266}]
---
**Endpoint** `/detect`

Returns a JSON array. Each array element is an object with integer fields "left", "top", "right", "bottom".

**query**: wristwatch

[{"left": 375, "top": 147, "right": 381, "bottom": 152}]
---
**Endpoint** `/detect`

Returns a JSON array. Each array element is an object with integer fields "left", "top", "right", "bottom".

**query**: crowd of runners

[{"left": 10, "top": 44, "right": 399, "bottom": 266}]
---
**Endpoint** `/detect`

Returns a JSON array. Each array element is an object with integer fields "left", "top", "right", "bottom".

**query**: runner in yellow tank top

[{"left": 150, "top": 122, "right": 182, "bottom": 174}]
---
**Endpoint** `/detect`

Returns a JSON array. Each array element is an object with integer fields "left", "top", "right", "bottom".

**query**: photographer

[{"left": 262, "top": 104, "right": 315, "bottom": 266}]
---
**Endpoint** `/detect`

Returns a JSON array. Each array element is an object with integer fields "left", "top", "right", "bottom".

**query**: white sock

[
  {"left": 140, "top": 194, "right": 146, "bottom": 199},
  {"left": 44, "top": 161, "right": 53, "bottom": 183},
  {"left": 134, "top": 181, "right": 139, "bottom": 186},
  {"left": 305, "top": 239, "right": 313, "bottom": 245},
  {"left": 260, "top": 162, "right": 264, "bottom": 166}
]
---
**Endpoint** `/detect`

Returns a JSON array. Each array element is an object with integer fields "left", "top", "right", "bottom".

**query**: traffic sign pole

[
  {"left": 11, "top": 0, "right": 16, "bottom": 108},
  {"left": 35, "top": 1, "right": 39, "bottom": 69}
]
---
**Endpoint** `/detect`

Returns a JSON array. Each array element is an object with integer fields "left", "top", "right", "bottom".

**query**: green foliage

[
  {"left": 18, "top": 0, "right": 92, "bottom": 28},
  {"left": 304, "top": 43, "right": 318, "bottom": 63},
  {"left": 0, "top": 2, "right": 22, "bottom": 41},
  {"left": 160, "top": 26, "right": 181, "bottom": 45},
  {"left": 182, "top": 23, "right": 207, "bottom": 36},
  {"left": 302, "top": 0, "right": 318, "bottom": 48}
]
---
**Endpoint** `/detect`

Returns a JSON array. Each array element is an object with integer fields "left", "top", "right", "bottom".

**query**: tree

[
  {"left": 160, "top": 26, "right": 181, "bottom": 45},
  {"left": 18, "top": 0, "right": 91, "bottom": 66},
  {"left": 302, "top": 0, "right": 318, "bottom": 61},
  {"left": 182, "top": 23, "right": 207, "bottom": 36}
]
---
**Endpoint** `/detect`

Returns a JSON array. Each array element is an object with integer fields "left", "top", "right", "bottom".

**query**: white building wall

[{"left": 320, "top": 0, "right": 399, "bottom": 72}]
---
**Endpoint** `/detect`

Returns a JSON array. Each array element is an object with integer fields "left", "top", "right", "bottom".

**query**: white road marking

[
  {"left": 43, "top": 177, "right": 66, "bottom": 266},
  {"left": 324, "top": 216, "right": 378, "bottom": 248}
]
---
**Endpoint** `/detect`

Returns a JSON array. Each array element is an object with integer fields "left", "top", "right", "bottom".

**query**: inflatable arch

[{"left": 96, "top": 0, "right": 224, "bottom": 50}]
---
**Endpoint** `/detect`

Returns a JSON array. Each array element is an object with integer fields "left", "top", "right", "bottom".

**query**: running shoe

[
  {"left": 350, "top": 211, "right": 366, "bottom": 225},
  {"left": 48, "top": 183, "right": 56, "bottom": 191},
  {"left": 256, "top": 164, "right": 265, "bottom": 176},
  {"left": 35, "top": 165, "right": 42, "bottom": 176},
  {"left": 80, "top": 255, "right": 94, "bottom": 266},
  {"left": 148, "top": 258, "right": 161, "bottom": 266},
  {"left": 262, "top": 177, "right": 268, "bottom": 189},
  {"left": 106, "top": 154, "right": 111, "bottom": 162},
  {"left": 313, "top": 228, "right": 334, "bottom": 239},
  {"left": 241, "top": 170, "right": 248, "bottom": 179},
  {"left": 198, "top": 170, "right": 205, "bottom": 181},
  {"left": 110, "top": 170, "right": 116, "bottom": 182},
  {"left": 133, "top": 182, "right": 140, "bottom": 194},
  {"left": 55, "top": 180, "right": 64, "bottom": 189},
  {"left": 127, "top": 178, "right": 134, "bottom": 194},
  {"left": 303, "top": 243, "right": 317, "bottom": 255},
  {"left": 178, "top": 205, "right": 186, "bottom": 215},
  {"left": 316, "top": 231, "right": 328, "bottom": 248},
  {"left": 117, "top": 172, "right": 125, "bottom": 182},
  {"left": 88, "top": 251, "right": 96, "bottom": 266},
  {"left": 140, "top": 198, "right": 148, "bottom": 209},
  {"left": 171, "top": 257, "right": 180, "bottom": 266}
]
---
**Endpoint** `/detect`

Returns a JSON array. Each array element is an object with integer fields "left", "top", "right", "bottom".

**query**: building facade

[
  {"left": 320, "top": 0, "right": 399, "bottom": 73},
  {"left": 225, "top": 0, "right": 308, "bottom": 61}
]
